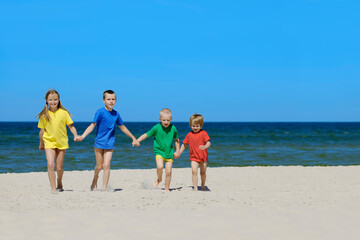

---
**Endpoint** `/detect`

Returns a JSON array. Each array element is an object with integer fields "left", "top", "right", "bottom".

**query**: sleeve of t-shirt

[
  {"left": 93, "top": 109, "right": 101, "bottom": 124},
  {"left": 116, "top": 112, "right": 124, "bottom": 126},
  {"left": 146, "top": 125, "right": 157, "bottom": 137},
  {"left": 183, "top": 133, "right": 190, "bottom": 145},
  {"left": 65, "top": 111, "right": 74, "bottom": 126},
  {"left": 203, "top": 131, "right": 211, "bottom": 142},
  {"left": 38, "top": 116, "right": 46, "bottom": 129},
  {"left": 173, "top": 126, "right": 179, "bottom": 139}
]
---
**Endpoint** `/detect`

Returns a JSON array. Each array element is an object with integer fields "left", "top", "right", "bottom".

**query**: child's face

[
  {"left": 191, "top": 123, "right": 202, "bottom": 133},
  {"left": 47, "top": 93, "right": 59, "bottom": 111},
  {"left": 103, "top": 93, "right": 116, "bottom": 111},
  {"left": 159, "top": 114, "right": 172, "bottom": 128}
]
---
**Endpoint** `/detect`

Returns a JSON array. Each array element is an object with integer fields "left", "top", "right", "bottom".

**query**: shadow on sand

[
  {"left": 160, "top": 186, "right": 183, "bottom": 191},
  {"left": 190, "top": 186, "right": 211, "bottom": 191}
]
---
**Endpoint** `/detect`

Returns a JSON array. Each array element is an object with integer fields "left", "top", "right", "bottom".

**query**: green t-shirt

[{"left": 146, "top": 123, "right": 179, "bottom": 159}]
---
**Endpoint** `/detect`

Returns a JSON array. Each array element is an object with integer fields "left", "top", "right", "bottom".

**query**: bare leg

[
  {"left": 92, "top": 148, "right": 104, "bottom": 191},
  {"left": 164, "top": 161, "right": 173, "bottom": 192},
  {"left": 199, "top": 161, "right": 207, "bottom": 191},
  {"left": 45, "top": 148, "right": 57, "bottom": 192},
  {"left": 55, "top": 149, "right": 66, "bottom": 191},
  {"left": 102, "top": 149, "right": 113, "bottom": 190},
  {"left": 153, "top": 158, "right": 164, "bottom": 188},
  {"left": 191, "top": 161, "right": 199, "bottom": 191}
]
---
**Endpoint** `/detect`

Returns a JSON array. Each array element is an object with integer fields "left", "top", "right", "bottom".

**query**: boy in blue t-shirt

[{"left": 77, "top": 90, "right": 140, "bottom": 191}]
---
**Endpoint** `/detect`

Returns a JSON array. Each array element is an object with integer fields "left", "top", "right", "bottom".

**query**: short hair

[
  {"left": 103, "top": 90, "right": 116, "bottom": 99},
  {"left": 160, "top": 108, "right": 172, "bottom": 117},
  {"left": 189, "top": 114, "right": 204, "bottom": 127}
]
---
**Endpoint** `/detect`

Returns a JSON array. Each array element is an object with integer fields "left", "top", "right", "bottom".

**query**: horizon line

[{"left": 1, "top": 121, "right": 360, "bottom": 123}]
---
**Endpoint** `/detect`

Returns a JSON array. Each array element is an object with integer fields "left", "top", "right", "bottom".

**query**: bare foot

[
  {"left": 153, "top": 179, "right": 160, "bottom": 189},
  {"left": 51, "top": 189, "right": 58, "bottom": 194},
  {"left": 90, "top": 183, "right": 97, "bottom": 191},
  {"left": 90, "top": 178, "right": 98, "bottom": 191},
  {"left": 56, "top": 183, "right": 64, "bottom": 192},
  {"left": 56, "top": 184, "right": 64, "bottom": 192}
]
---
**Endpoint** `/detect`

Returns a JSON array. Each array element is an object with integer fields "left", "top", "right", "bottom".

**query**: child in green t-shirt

[{"left": 137, "top": 108, "right": 180, "bottom": 192}]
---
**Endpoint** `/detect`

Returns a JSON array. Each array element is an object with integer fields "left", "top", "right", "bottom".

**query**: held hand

[
  {"left": 199, "top": 145, "right": 207, "bottom": 150},
  {"left": 132, "top": 139, "right": 140, "bottom": 147},
  {"left": 74, "top": 136, "right": 83, "bottom": 142},
  {"left": 174, "top": 151, "right": 180, "bottom": 159}
]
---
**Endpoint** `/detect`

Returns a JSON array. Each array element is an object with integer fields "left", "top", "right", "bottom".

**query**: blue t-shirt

[{"left": 93, "top": 107, "right": 124, "bottom": 149}]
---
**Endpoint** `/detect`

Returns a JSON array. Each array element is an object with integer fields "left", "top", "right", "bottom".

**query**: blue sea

[{"left": 1, "top": 122, "right": 360, "bottom": 173}]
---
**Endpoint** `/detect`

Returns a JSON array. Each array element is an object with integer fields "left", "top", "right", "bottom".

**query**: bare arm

[
  {"left": 199, "top": 141, "right": 211, "bottom": 150},
  {"left": 119, "top": 125, "right": 140, "bottom": 147},
  {"left": 137, "top": 133, "right": 148, "bottom": 143},
  {"left": 173, "top": 138, "right": 180, "bottom": 159},
  {"left": 39, "top": 129, "right": 45, "bottom": 151},
  {"left": 68, "top": 124, "right": 79, "bottom": 141},
  {"left": 76, "top": 122, "right": 96, "bottom": 141},
  {"left": 179, "top": 143, "right": 187, "bottom": 155}
]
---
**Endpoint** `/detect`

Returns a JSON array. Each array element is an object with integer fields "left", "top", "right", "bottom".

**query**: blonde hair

[
  {"left": 160, "top": 108, "right": 172, "bottom": 118},
  {"left": 189, "top": 114, "right": 204, "bottom": 128},
  {"left": 36, "top": 89, "right": 71, "bottom": 121}
]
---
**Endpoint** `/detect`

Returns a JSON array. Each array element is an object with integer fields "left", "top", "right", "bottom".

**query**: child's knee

[
  {"left": 95, "top": 164, "right": 103, "bottom": 171},
  {"left": 103, "top": 163, "right": 110, "bottom": 170},
  {"left": 47, "top": 163, "right": 55, "bottom": 170}
]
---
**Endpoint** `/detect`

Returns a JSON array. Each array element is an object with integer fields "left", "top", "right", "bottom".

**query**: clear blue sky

[{"left": 1, "top": 0, "right": 359, "bottom": 122}]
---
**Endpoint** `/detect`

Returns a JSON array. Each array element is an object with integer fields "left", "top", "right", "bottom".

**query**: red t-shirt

[{"left": 183, "top": 130, "right": 211, "bottom": 162}]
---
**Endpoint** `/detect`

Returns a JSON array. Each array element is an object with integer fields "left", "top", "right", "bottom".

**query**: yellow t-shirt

[{"left": 38, "top": 109, "right": 73, "bottom": 149}]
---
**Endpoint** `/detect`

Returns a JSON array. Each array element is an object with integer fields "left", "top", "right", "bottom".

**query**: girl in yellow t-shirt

[{"left": 37, "top": 89, "right": 79, "bottom": 193}]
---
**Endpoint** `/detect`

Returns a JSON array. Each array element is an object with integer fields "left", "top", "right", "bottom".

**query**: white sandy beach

[{"left": 1, "top": 166, "right": 360, "bottom": 240}]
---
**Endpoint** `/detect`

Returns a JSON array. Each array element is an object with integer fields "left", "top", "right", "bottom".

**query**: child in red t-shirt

[{"left": 179, "top": 114, "right": 211, "bottom": 191}]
